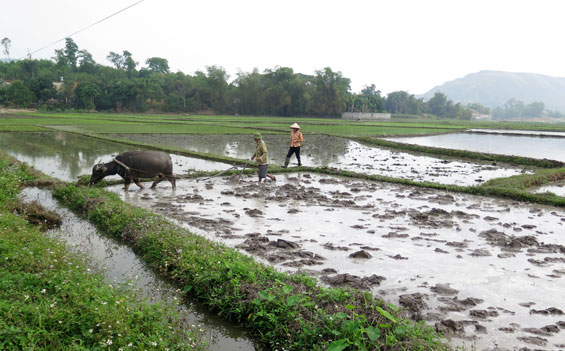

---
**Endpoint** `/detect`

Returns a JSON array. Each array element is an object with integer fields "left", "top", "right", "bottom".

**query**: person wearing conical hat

[
  {"left": 282, "top": 123, "right": 304, "bottom": 168},
  {"left": 250, "top": 132, "right": 276, "bottom": 183}
]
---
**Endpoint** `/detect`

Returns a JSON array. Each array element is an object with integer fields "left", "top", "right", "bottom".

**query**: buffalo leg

[
  {"left": 151, "top": 175, "right": 164, "bottom": 189},
  {"left": 167, "top": 175, "right": 176, "bottom": 189},
  {"left": 134, "top": 178, "right": 145, "bottom": 189},
  {"left": 124, "top": 178, "right": 132, "bottom": 191}
]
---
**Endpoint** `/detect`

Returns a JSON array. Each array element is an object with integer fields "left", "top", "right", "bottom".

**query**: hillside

[{"left": 420, "top": 70, "right": 565, "bottom": 112}]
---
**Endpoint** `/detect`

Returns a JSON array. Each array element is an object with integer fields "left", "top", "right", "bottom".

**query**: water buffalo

[{"left": 89, "top": 151, "right": 176, "bottom": 191}]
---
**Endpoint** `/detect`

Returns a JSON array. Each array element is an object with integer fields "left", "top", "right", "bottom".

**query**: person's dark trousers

[{"left": 284, "top": 147, "right": 301, "bottom": 167}]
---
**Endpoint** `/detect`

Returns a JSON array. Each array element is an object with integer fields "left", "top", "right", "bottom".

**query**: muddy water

[
  {"left": 109, "top": 175, "right": 565, "bottom": 351},
  {"left": 19, "top": 187, "right": 255, "bottom": 351},
  {"left": 535, "top": 180, "right": 565, "bottom": 197},
  {"left": 0, "top": 132, "right": 232, "bottom": 182},
  {"left": 385, "top": 132, "right": 565, "bottom": 162},
  {"left": 110, "top": 134, "right": 528, "bottom": 186}
]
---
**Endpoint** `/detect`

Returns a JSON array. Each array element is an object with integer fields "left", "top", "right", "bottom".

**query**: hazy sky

[{"left": 2, "top": 0, "right": 565, "bottom": 95}]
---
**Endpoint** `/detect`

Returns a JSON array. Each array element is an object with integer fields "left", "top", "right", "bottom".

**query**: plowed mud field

[{"left": 109, "top": 174, "right": 565, "bottom": 351}]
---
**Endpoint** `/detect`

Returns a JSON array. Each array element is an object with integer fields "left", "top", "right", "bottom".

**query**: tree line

[
  {"left": 491, "top": 98, "right": 564, "bottom": 120},
  {"left": 0, "top": 37, "right": 474, "bottom": 119}
]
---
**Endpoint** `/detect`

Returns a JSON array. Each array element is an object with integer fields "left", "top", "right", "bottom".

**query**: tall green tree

[
  {"left": 427, "top": 92, "right": 448, "bottom": 117},
  {"left": 385, "top": 91, "right": 423, "bottom": 115},
  {"left": 106, "top": 51, "right": 125, "bottom": 69},
  {"left": 312, "top": 67, "right": 350, "bottom": 116},
  {"left": 164, "top": 72, "right": 193, "bottom": 111},
  {"left": 466, "top": 102, "right": 490, "bottom": 115},
  {"left": 77, "top": 50, "right": 97, "bottom": 73},
  {"left": 6, "top": 81, "right": 34, "bottom": 106},
  {"left": 492, "top": 98, "right": 545, "bottom": 119},
  {"left": 385, "top": 91, "right": 408, "bottom": 114},
  {"left": 106, "top": 51, "right": 137, "bottom": 78},
  {"left": 145, "top": 57, "right": 169, "bottom": 74},
  {"left": 204, "top": 65, "right": 230, "bottom": 113},
  {"left": 234, "top": 69, "right": 265, "bottom": 115},
  {"left": 27, "top": 76, "right": 56, "bottom": 102},
  {"left": 18, "top": 59, "right": 38, "bottom": 80},
  {"left": 54, "top": 38, "right": 79, "bottom": 70},
  {"left": 262, "top": 66, "right": 295, "bottom": 116},
  {"left": 349, "top": 84, "right": 385, "bottom": 113},
  {"left": 1, "top": 37, "right": 11, "bottom": 61},
  {"left": 75, "top": 81, "right": 100, "bottom": 110},
  {"left": 123, "top": 51, "right": 137, "bottom": 79}
]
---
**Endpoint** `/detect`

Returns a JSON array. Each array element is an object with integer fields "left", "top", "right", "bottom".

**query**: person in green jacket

[{"left": 250, "top": 132, "right": 276, "bottom": 183}]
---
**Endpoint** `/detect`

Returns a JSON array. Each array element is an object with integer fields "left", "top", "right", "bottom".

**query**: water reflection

[
  {"left": 0, "top": 132, "right": 132, "bottom": 181},
  {"left": 385, "top": 132, "right": 565, "bottom": 162},
  {"left": 535, "top": 180, "right": 565, "bottom": 197},
  {"left": 0, "top": 132, "right": 232, "bottom": 182}
]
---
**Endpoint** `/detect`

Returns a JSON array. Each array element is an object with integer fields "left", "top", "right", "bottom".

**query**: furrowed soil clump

[{"left": 115, "top": 173, "right": 565, "bottom": 350}]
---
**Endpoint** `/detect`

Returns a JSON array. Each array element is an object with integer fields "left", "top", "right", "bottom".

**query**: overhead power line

[{"left": 22, "top": 0, "right": 145, "bottom": 59}]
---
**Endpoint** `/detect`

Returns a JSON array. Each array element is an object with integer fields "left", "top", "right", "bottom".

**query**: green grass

[
  {"left": 0, "top": 154, "right": 206, "bottom": 351},
  {"left": 51, "top": 123, "right": 269, "bottom": 135}
]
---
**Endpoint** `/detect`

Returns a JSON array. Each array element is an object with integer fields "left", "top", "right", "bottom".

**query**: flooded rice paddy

[
  {"left": 110, "top": 134, "right": 529, "bottom": 186},
  {"left": 385, "top": 132, "right": 565, "bottom": 162},
  {"left": 0, "top": 132, "right": 231, "bottom": 181},
  {"left": 4, "top": 129, "right": 565, "bottom": 350},
  {"left": 19, "top": 187, "right": 255, "bottom": 351},
  {"left": 108, "top": 174, "right": 565, "bottom": 351}
]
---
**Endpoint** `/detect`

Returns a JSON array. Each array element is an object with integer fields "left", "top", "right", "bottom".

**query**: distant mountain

[{"left": 419, "top": 70, "right": 565, "bottom": 112}]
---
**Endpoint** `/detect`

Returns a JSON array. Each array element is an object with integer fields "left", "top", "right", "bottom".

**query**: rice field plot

[
  {"left": 0, "top": 115, "right": 135, "bottom": 132},
  {"left": 0, "top": 124, "right": 47, "bottom": 132},
  {"left": 0, "top": 131, "right": 233, "bottom": 182},
  {"left": 110, "top": 173, "right": 565, "bottom": 351},
  {"left": 302, "top": 124, "right": 455, "bottom": 137},
  {"left": 52, "top": 123, "right": 266, "bottom": 135}
]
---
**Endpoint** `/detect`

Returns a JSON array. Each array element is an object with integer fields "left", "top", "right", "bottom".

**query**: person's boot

[
  {"left": 297, "top": 155, "right": 302, "bottom": 167},
  {"left": 282, "top": 157, "right": 290, "bottom": 168}
]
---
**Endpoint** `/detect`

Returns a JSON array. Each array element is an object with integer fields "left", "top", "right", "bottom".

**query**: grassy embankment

[
  {"left": 0, "top": 152, "right": 205, "bottom": 351},
  {"left": 51, "top": 181, "right": 451, "bottom": 351}
]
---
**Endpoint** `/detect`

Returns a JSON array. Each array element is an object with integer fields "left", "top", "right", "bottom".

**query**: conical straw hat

[{"left": 290, "top": 123, "right": 301, "bottom": 129}]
